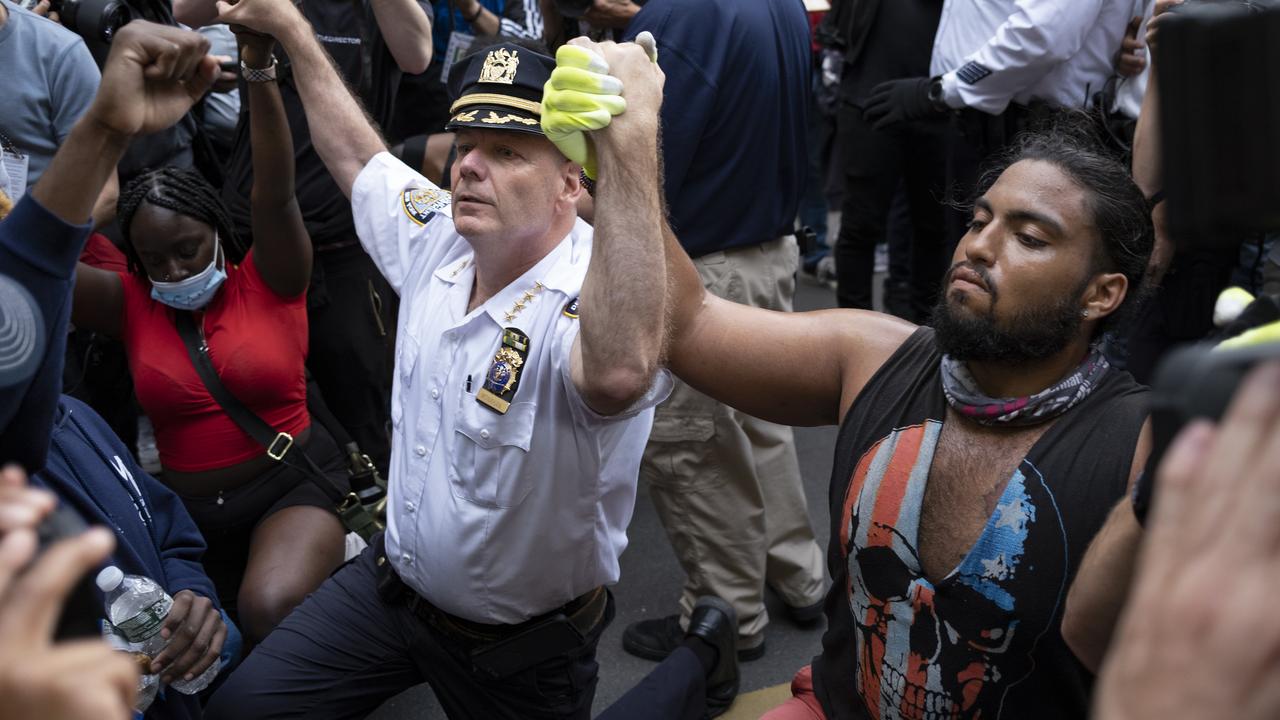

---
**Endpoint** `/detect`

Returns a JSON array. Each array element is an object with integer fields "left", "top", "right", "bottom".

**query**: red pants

[{"left": 761, "top": 666, "right": 828, "bottom": 719}]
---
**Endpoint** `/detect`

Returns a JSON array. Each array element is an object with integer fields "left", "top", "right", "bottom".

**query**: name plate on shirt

[{"left": 477, "top": 328, "right": 530, "bottom": 414}]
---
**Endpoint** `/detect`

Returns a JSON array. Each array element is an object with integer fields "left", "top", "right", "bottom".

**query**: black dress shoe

[
  {"left": 687, "top": 596, "right": 739, "bottom": 719},
  {"left": 622, "top": 614, "right": 765, "bottom": 663},
  {"left": 622, "top": 615, "right": 684, "bottom": 661},
  {"left": 784, "top": 597, "right": 825, "bottom": 625}
]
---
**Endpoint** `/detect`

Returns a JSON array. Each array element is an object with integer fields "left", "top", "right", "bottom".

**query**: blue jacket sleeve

[
  {"left": 0, "top": 195, "right": 92, "bottom": 473},
  {"left": 138, "top": 467, "right": 220, "bottom": 607}
]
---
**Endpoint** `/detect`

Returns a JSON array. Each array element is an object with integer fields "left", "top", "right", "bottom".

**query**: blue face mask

[{"left": 149, "top": 241, "right": 227, "bottom": 311}]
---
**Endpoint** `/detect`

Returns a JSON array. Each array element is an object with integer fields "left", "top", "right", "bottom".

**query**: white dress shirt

[
  {"left": 1113, "top": 0, "right": 1154, "bottom": 120},
  {"left": 931, "top": 0, "right": 1133, "bottom": 115},
  {"left": 351, "top": 152, "right": 671, "bottom": 624}
]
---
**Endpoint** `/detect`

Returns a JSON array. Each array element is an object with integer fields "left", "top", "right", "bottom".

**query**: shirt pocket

[
  {"left": 391, "top": 334, "right": 422, "bottom": 428},
  {"left": 449, "top": 397, "right": 537, "bottom": 508}
]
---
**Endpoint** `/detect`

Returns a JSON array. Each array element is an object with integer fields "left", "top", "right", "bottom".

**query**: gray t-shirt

[{"left": 0, "top": 0, "right": 100, "bottom": 190}]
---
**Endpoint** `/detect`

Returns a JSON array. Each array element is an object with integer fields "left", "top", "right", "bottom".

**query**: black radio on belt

[{"left": 469, "top": 614, "right": 585, "bottom": 678}]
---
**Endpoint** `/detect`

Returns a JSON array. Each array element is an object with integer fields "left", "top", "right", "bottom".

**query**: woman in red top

[{"left": 71, "top": 30, "right": 347, "bottom": 646}]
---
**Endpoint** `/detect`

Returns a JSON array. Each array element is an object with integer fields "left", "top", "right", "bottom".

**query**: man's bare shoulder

[{"left": 830, "top": 308, "right": 919, "bottom": 418}]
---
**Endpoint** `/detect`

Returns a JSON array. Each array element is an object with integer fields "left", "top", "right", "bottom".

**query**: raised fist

[{"left": 87, "top": 22, "right": 218, "bottom": 138}]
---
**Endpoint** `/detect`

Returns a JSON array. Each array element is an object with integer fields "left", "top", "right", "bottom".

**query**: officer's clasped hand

[
  {"left": 542, "top": 44, "right": 627, "bottom": 180},
  {"left": 541, "top": 31, "right": 660, "bottom": 180}
]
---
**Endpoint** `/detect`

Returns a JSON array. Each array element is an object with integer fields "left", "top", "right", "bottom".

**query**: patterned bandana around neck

[{"left": 940, "top": 344, "right": 1111, "bottom": 426}]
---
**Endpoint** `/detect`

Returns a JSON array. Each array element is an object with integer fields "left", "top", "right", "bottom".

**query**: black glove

[{"left": 861, "top": 77, "right": 939, "bottom": 131}]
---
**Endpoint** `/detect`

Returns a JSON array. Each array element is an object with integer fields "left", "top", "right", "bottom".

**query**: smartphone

[{"left": 36, "top": 504, "right": 104, "bottom": 640}]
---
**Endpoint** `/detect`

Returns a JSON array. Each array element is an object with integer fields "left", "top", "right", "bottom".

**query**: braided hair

[{"left": 117, "top": 167, "right": 247, "bottom": 276}]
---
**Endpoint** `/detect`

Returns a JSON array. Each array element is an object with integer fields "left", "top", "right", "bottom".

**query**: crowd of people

[{"left": 1, "top": 0, "right": 1279, "bottom": 718}]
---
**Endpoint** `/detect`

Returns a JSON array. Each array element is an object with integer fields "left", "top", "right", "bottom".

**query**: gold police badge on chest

[{"left": 477, "top": 328, "right": 531, "bottom": 414}]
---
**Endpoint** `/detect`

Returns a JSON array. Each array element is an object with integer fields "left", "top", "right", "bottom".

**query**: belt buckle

[
  {"left": 266, "top": 432, "right": 294, "bottom": 460},
  {"left": 337, "top": 492, "right": 362, "bottom": 513}
]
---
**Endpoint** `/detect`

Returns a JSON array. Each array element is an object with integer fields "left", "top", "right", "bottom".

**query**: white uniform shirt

[
  {"left": 931, "top": 0, "right": 1133, "bottom": 115},
  {"left": 351, "top": 152, "right": 671, "bottom": 624},
  {"left": 1113, "top": 0, "right": 1154, "bottom": 120}
]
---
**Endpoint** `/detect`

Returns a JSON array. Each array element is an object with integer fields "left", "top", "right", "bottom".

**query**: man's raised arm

[
  {"left": 33, "top": 23, "right": 216, "bottom": 224},
  {"left": 217, "top": 0, "right": 389, "bottom": 198},
  {"left": 545, "top": 36, "right": 913, "bottom": 427},
  {"left": 1, "top": 22, "right": 217, "bottom": 472},
  {"left": 564, "top": 40, "right": 667, "bottom": 416}
]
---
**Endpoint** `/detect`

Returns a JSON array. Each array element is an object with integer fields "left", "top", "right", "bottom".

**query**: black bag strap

[
  {"left": 173, "top": 312, "right": 382, "bottom": 540},
  {"left": 304, "top": 375, "right": 354, "bottom": 449},
  {"left": 304, "top": 375, "right": 388, "bottom": 504},
  {"left": 174, "top": 312, "right": 308, "bottom": 468}
]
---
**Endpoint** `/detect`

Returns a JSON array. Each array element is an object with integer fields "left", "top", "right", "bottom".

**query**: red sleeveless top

[{"left": 117, "top": 251, "right": 310, "bottom": 472}]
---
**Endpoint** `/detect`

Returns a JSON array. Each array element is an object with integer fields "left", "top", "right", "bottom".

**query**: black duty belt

[
  {"left": 410, "top": 583, "right": 607, "bottom": 646},
  {"left": 375, "top": 550, "right": 606, "bottom": 645},
  {"left": 373, "top": 539, "right": 611, "bottom": 676}
]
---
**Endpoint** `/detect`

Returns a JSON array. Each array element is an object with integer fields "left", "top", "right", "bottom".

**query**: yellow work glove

[
  {"left": 1217, "top": 320, "right": 1280, "bottom": 351},
  {"left": 542, "top": 32, "right": 659, "bottom": 180},
  {"left": 1213, "top": 286, "right": 1255, "bottom": 328}
]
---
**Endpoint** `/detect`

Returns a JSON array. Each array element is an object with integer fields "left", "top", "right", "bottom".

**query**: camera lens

[{"left": 101, "top": 3, "right": 132, "bottom": 41}]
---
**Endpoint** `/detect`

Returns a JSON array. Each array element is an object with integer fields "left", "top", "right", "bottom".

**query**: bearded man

[{"left": 646, "top": 127, "right": 1154, "bottom": 718}]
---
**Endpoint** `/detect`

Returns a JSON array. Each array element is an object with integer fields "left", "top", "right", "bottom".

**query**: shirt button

[
  {"left": 480, "top": 429, "right": 490, "bottom": 440},
  {"left": 415, "top": 445, "right": 427, "bottom": 457},
  {"left": 405, "top": 501, "right": 416, "bottom": 513},
  {"left": 401, "top": 553, "right": 413, "bottom": 565},
  {"left": 430, "top": 388, "right": 440, "bottom": 400}
]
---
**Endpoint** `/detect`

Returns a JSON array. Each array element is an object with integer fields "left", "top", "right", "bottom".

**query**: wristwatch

[
  {"left": 927, "top": 75, "right": 948, "bottom": 113},
  {"left": 241, "top": 57, "right": 279, "bottom": 83}
]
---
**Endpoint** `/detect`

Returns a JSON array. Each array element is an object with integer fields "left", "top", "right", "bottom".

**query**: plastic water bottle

[
  {"left": 169, "top": 650, "right": 221, "bottom": 694},
  {"left": 100, "top": 620, "right": 159, "bottom": 713},
  {"left": 96, "top": 566, "right": 221, "bottom": 695}
]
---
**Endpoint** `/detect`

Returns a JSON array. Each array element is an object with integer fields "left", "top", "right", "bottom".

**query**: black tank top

[{"left": 812, "top": 328, "right": 1148, "bottom": 720}]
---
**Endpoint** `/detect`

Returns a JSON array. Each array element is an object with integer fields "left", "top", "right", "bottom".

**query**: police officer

[
  {"left": 203, "top": 0, "right": 671, "bottom": 713},
  {"left": 863, "top": 0, "right": 1139, "bottom": 246}
]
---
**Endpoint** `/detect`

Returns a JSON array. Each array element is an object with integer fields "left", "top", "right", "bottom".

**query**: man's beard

[{"left": 931, "top": 268, "right": 1087, "bottom": 364}]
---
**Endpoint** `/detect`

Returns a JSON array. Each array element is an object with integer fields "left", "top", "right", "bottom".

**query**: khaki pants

[{"left": 641, "top": 236, "right": 827, "bottom": 645}]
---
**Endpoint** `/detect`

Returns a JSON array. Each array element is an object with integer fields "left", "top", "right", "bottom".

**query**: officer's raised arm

[
  {"left": 559, "top": 40, "right": 668, "bottom": 417},
  {"left": 216, "top": 0, "right": 387, "bottom": 199}
]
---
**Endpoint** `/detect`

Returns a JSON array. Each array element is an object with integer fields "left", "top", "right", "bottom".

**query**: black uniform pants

[
  {"left": 833, "top": 103, "right": 948, "bottom": 321},
  {"left": 205, "top": 537, "right": 613, "bottom": 720},
  {"left": 306, "top": 243, "right": 396, "bottom": 475},
  {"left": 942, "top": 104, "right": 1049, "bottom": 250},
  {"left": 594, "top": 646, "right": 705, "bottom": 720}
]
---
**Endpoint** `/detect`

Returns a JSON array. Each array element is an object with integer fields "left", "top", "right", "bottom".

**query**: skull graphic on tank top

[{"left": 839, "top": 421, "right": 1069, "bottom": 719}]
